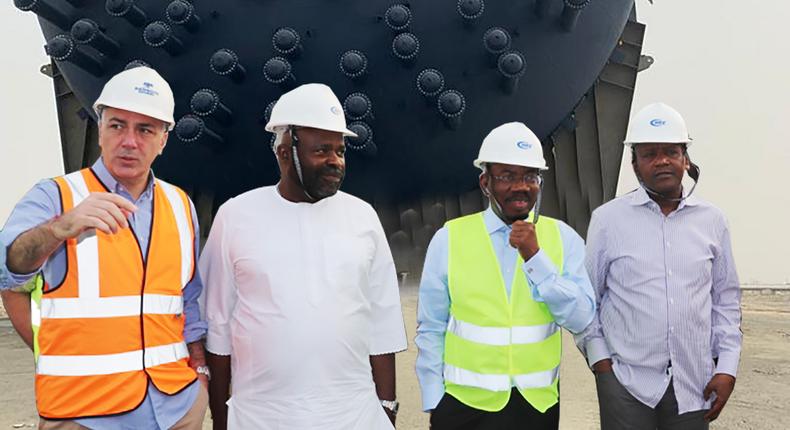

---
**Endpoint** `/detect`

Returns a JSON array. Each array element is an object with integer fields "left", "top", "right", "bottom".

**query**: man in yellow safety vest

[{"left": 416, "top": 122, "right": 596, "bottom": 429}]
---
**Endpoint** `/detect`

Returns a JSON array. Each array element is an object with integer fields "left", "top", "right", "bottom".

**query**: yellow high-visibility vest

[
  {"left": 30, "top": 275, "right": 42, "bottom": 360},
  {"left": 444, "top": 212, "right": 564, "bottom": 412}
]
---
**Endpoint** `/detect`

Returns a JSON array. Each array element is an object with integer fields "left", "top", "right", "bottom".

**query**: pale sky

[{"left": 1, "top": 1, "right": 788, "bottom": 284}]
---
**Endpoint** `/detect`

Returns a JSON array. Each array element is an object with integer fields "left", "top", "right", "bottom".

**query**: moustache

[
  {"left": 505, "top": 193, "right": 531, "bottom": 202},
  {"left": 319, "top": 166, "right": 345, "bottom": 179}
]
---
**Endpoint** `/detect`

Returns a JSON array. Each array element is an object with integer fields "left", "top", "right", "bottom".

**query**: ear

[
  {"left": 276, "top": 143, "right": 290, "bottom": 160},
  {"left": 158, "top": 132, "right": 168, "bottom": 155},
  {"left": 479, "top": 171, "right": 490, "bottom": 196},
  {"left": 631, "top": 159, "right": 643, "bottom": 182}
]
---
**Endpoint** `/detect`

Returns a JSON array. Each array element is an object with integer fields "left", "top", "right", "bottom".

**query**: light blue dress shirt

[
  {"left": 0, "top": 159, "right": 206, "bottom": 429},
  {"left": 415, "top": 207, "right": 596, "bottom": 411},
  {"left": 574, "top": 188, "right": 742, "bottom": 415}
]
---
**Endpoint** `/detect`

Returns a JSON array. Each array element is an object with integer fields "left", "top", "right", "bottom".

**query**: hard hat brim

[
  {"left": 473, "top": 158, "right": 549, "bottom": 171},
  {"left": 265, "top": 122, "right": 358, "bottom": 138},
  {"left": 94, "top": 101, "right": 175, "bottom": 131},
  {"left": 623, "top": 136, "right": 693, "bottom": 147}
]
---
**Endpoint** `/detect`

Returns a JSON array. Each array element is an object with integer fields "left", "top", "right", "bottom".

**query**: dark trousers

[
  {"left": 596, "top": 372, "right": 708, "bottom": 430},
  {"left": 430, "top": 389, "right": 559, "bottom": 430}
]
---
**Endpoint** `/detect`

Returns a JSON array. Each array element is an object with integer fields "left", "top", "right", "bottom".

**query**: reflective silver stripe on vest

[
  {"left": 31, "top": 298, "right": 41, "bottom": 327},
  {"left": 41, "top": 294, "right": 184, "bottom": 319},
  {"left": 157, "top": 180, "right": 194, "bottom": 287},
  {"left": 37, "top": 341, "right": 188, "bottom": 376},
  {"left": 64, "top": 172, "right": 100, "bottom": 300},
  {"left": 444, "top": 364, "right": 559, "bottom": 392},
  {"left": 448, "top": 316, "right": 558, "bottom": 346}
]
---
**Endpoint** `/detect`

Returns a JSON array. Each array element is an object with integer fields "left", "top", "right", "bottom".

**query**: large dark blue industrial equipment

[{"left": 15, "top": 0, "right": 648, "bottom": 275}]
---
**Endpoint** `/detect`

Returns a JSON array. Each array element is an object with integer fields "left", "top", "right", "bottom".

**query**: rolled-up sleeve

[
  {"left": 182, "top": 199, "right": 208, "bottom": 343},
  {"left": 1, "top": 180, "right": 63, "bottom": 285},
  {"left": 367, "top": 211, "right": 407, "bottom": 356},
  {"left": 522, "top": 222, "right": 596, "bottom": 334},
  {"left": 199, "top": 205, "right": 237, "bottom": 356},
  {"left": 0, "top": 238, "right": 9, "bottom": 290},
  {"left": 710, "top": 218, "right": 742, "bottom": 377}
]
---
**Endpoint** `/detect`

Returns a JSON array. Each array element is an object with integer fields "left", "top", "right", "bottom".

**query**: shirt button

[
  {"left": 527, "top": 268, "right": 533, "bottom": 274},
  {"left": 668, "top": 270, "right": 673, "bottom": 276},
  {"left": 666, "top": 241, "right": 671, "bottom": 247},
  {"left": 670, "top": 299, "right": 674, "bottom": 305},
  {"left": 670, "top": 327, "right": 674, "bottom": 332}
]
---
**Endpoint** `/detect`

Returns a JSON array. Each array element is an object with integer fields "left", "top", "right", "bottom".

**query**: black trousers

[
  {"left": 430, "top": 389, "right": 560, "bottom": 430},
  {"left": 596, "top": 373, "right": 708, "bottom": 430}
]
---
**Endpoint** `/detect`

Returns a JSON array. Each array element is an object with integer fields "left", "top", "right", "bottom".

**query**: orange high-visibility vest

[{"left": 35, "top": 168, "right": 197, "bottom": 419}]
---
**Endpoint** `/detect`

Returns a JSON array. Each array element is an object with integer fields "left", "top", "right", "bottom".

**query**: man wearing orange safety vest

[{"left": 1, "top": 66, "right": 209, "bottom": 429}]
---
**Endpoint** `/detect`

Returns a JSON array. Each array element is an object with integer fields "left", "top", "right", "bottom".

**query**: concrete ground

[{"left": 0, "top": 287, "right": 787, "bottom": 429}]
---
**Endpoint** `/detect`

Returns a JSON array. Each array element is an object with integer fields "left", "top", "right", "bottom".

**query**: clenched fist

[
  {"left": 509, "top": 220, "right": 540, "bottom": 261},
  {"left": 50, "top": 192, "right": 138, "bottom": 240}
]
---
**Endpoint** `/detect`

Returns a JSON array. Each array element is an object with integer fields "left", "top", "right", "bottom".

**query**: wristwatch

[
  {"left": 195, "top": 365, "right": 211, "bottom": 380},
  {"left": 380, "top": 399, "right": 399, "bottom": 416}
]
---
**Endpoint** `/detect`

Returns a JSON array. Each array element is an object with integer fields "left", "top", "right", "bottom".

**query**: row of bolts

[{"left": 16, "top": 0, "right": 590, "bottom": 147}]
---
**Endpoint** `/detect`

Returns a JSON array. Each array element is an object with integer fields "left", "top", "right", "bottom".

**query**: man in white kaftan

[{"left": 200, "top": 84, "right": 407, "bottom": 429}]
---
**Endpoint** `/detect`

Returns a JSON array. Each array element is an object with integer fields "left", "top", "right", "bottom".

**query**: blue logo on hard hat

[
  {"left": 650, "top": 118, "right": 666, "bottom": 127},
  {"left": 330, "top": 106, "right": 341, "bottom": 115},
  {"left": 134, "top": 81, "right": 159, "bottom": 97},
  {"left": 516, "top": 141, "right": 532, "bottom": 150}
]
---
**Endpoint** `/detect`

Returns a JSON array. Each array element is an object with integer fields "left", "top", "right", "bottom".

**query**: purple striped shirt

[{"left": 575, "top": 187, "right": 742, "bottom": 414}]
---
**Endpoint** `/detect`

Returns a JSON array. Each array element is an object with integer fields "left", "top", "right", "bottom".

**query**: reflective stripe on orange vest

[{"left": 35, "top": 168, "right": 197, "bottom": 419}]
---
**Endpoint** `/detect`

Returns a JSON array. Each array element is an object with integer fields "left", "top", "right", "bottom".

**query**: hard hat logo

[
  {"left": 516, "top": 141, "right": 533, "bottom": 150},
  {"left": 649, "top": 118, "right": 666, "bottom": 127},
  {"left": 134, "top": 82, "right": 160, "bottom": 97},
  {"left": 330, "top": 106, "right": 341, "bottom": 116}
]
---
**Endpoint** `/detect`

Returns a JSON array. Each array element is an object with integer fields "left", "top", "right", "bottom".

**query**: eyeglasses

[
  {"left": 491, "top": 173, "right": 543, "bottom": 186},
  {"left": 634, "top": 146, "right": 685, "bottom": 162}
]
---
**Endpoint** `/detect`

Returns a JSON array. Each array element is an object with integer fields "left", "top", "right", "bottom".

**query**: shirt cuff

[
  {"left": 421, "top": 381, "right": 445, "bottom": 412},
  {"left": 522, "top": 250, "right": 557, "bottom": 294},
  {"left": 183, "top": 321, "right": 208, "bottom": 344},
  {"left": 7, "top": 266, "right": 38, "bottom": 287},
  {"left": 585, "top": 337, "right": 612, "bottom": 369},
  {"left": 206, "top": 325, "right": 233, "bottom": 355},
  {"left": 714, "top": 352, "right": 740, "bottom": 377}
]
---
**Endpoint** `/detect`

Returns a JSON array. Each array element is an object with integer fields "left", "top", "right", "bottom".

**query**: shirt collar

[
  {"left": 92, "top": 157, "right": 155, "bottom": 199},
  {"left": 482, "top": 206, "right": 509, "bottom": 235},
  {"left": 628, "top": 186, "right": 700, "bottom": 209}
]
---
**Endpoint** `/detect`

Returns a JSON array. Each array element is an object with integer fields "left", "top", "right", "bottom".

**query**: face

[
  {"left": 479, "top": 163, "right": 542, "bottom": 223},
  {"left": 98, "top": 107, "right": 168, "bottom": 185},
  {"left": 632, "top": 142, "right": 689, "bottom": 196},
  {"left": 278, "top": 127, "right": 346, "bottom": 200}
]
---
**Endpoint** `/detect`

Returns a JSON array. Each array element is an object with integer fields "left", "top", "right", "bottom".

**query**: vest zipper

[{"left": 127, "top": 191, "right": 155, "bottom": 382}]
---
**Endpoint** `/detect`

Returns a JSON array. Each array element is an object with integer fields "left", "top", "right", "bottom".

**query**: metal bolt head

[
  {"left": 417, "top": 69, "right": 445, "bottom": 97},
  {"left": 143, "top": 21, "right": 173, "bottom": 47}
]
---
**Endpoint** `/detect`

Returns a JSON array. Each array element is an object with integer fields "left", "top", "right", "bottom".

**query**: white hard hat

[
  {"left": 474, "top": 122, "right": 548, "bottom": 170},
  {"left": 93, "top": 66, "right": 175, "bottom": 131},
  {"left": 265, "top": 83, "right": 357, "bottom": 147},
  {"left": 624, "top": 102, "right": 692, "bottom": 146}
]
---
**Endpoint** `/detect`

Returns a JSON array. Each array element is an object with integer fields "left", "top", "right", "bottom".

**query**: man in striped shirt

[{"left": 576, "top": 103, "right": 742, "bottom": 430}]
